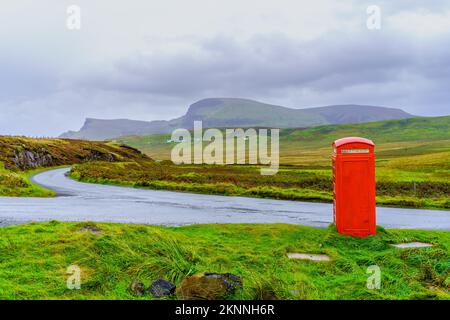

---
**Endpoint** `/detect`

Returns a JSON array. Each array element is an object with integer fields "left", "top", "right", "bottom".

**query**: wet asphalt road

[{"left": 0, "top": 168, "right": 448, "bottom": 230}]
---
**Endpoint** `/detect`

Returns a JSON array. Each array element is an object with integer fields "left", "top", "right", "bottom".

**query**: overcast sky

[{"left": 1, "top": 0, "right": 449, "bottom": 136}]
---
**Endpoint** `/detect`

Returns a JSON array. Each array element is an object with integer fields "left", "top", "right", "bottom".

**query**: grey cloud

[
  {"left": 75, "top": 30, "right": 449, "bottom": 110},
  {"left": 375, "top": 0, "right": 450, "bottom": 12},
  {"left": 1, "top": 0, "right": 450, "bottom": 137},
  {"left": 0, "top": 54, "right": 59, "bottom": 100}
]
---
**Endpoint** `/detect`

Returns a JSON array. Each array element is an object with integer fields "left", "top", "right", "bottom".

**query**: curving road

[{"left": 0, "top": 168, "right": 449, "bottom": 229}]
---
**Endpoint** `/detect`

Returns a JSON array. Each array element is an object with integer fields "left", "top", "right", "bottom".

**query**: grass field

[
  {"left": 1, "top": 117, "right": 448, "bottom": 207},
  {"left": 0, "top": 162, "right": 56, "bottom": 197},
  {"left": 0, "top": 222, "right": 448, "bottom": 300},
  {"left": 68, "top": 116, "right": 450, "bottom": 209},
  {"left": 117, "top": 116, "right": 450, "bottom": 167},
  {"left": 0, "top": 119, "right": 448, "bottom": 301}
]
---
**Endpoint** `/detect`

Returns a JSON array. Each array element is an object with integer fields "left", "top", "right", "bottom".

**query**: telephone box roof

[{"left": 333, "top": 137, "right": 374, "bottom": 147}]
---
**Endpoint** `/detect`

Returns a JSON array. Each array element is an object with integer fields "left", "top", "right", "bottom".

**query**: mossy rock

[{"left": 176, "top": 273, "right": 242, "bottom": 300}]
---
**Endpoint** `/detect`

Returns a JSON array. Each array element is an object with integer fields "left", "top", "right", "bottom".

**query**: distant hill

[
  {"left": 60, "top": 98, "right": 413, "bottom": 140},
  {"left": 279, "top": 115, "right": 450, "bottom": 147},
  {"left": 61, "top": 118, "right": 174, "bottom": 141}
]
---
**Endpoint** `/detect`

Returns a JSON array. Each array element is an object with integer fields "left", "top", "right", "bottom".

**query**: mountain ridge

[{"left": 60, "top": 98, "right": 414, "bottom": 140}]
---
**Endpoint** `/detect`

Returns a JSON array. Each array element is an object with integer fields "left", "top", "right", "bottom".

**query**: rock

[
  {"left": 12, "top": 148, "right": 53, "bottom": 169},
  {"left": 148, "top": 279, "right": 176, "bottom": 298},
  {"left": 76, "top": 222, "right": 102, "bottom": 234},
  {"left": 204, "top": 273, "right": 242, "bottom": 292},
  {"left": 176, "top": 273, "right": 242, "bottom": 300},
  {"left": 129, "top": 280, "right": 146, "bottom": 296},
  {"left": 84, "top": 150, "right": 115, "bottom": 162},
  {"left": 78, "top": 226, "right": 102, "bottom": 234},
  {"left": 257, "top": 285, "right": 278, "bottom": 300}
]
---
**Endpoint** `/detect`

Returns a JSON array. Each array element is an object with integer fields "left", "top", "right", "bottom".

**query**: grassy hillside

[
  {"left": 0, "top": 222, "right": 448, "bottom": 300},
  {"left": 0, "top": 163, "right": 58, "bottom": 197},
  {"left": 0, "top": 136, "right": 147, "bottom": 197},
  {"left": 117, "top": 116, "right": 450, "bottom": 183},
  {"left": 282, "top": 115, "right": 450, "bottom": 144},
  {"left": 117, "top": 116, "right": 450, "bottom": 163},
  {"left": 184, "top": 99, "right": 411, "bottom": 127},
  {"left": 181, "top": 98, "right": 326, "bottom": 128},
  {"left": 89, "top": 116, "right": 449, "bottom": 209}
]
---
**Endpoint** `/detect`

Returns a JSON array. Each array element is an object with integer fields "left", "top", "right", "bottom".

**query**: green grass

[
  {"left": 0, "top": 162, "right": 57, "bottom": 197},
  {"left": 106, "top": 116, "right": 450, "bottom": 209},
  {"left": 117, "top": 116, "right": 450, "bottom": 165},
  {"left": 0, "top": 222, "right": 448, "bottom": 300}
]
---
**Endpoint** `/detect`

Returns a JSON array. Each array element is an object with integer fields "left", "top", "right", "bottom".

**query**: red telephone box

[{"left": 332, "top": 137, "right": 376, "bottom": 237}]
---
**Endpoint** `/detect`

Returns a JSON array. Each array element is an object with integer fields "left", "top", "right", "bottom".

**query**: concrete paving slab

[
  {"left": 391, "top": 242, "right": 433, "bottom": 248},
  {"left": 287, "top": 253, "right": 331, "bottom": 261}
]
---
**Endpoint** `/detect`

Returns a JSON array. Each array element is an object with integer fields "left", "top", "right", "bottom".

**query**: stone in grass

[
  {"left": 204, "top": 273, "right": 243, "bottom": 292},
  {"left": 79, "top": 226, "right": 102, "bottom": 234},
  {"left": 287, "top": 253, "right": 331, "bottom": 261},
  {"left": 129, "top": 280, "right": 146, "bottom": 297},
  {"left": 391, "top": 242, "right": 433, "bottom": 249},
  {"left": 149, "top": 279, "right": 177, "bottom": 298},
  {"left": 176, "top": 273, "right": 242, "bottom": 300},
  {"left": 76, "top": 222, "right": 102, "bottom": 234}
]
